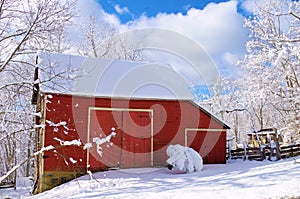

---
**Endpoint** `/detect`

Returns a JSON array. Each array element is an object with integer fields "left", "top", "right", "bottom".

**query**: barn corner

[{"left": 33, "top": 93, "right": 87, "bottom": 194}]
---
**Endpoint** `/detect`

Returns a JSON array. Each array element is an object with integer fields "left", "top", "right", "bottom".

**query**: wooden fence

[{"left": 227, "top": 144, "right": 300, "bottom": 161}]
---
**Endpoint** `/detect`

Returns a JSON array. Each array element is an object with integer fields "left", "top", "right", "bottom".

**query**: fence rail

[{"left": 227, "top": 144, "right": 300, "bottom": 161}]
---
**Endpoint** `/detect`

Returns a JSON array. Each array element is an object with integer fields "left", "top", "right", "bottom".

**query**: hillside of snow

[{"left": 2, "top": 158, "right": 300, "bottom": 199}]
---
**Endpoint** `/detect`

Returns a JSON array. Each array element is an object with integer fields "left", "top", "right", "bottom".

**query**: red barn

[{"left": 33, "top": 53, "right": 230, "bottom": 193}]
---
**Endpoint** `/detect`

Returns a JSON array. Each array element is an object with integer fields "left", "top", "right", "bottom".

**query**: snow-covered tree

[
  {"left": 0, "top": 0, "right": 76, "bottom": 181},
  {"left": 76, "top": 15, "right": 144, "bottom": 61},
  {"left": 240, "top": 0, "right": 300, "bottom": 142},
  {"left": 192, "top": 76, "right": 244, "bottom": 142}
]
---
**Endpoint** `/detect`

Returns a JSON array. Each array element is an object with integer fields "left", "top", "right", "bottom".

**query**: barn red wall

[
  {"left": 42, "top": 93, "right": 227, "bottom": 172},
  {"left": 181, "top": 102, "right": 227, "bottom": 164}
]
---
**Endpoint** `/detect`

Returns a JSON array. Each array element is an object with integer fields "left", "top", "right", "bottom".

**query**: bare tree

[
  {"left": 77, "top": 15, "right": 144, "bottom": 61},
  {"left": 0, "top": 0, "right": 76, "bottom": 182}
]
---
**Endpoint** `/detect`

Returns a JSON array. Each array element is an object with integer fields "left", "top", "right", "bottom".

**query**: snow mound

[{"left": 166, "top": 144, "right": 203, "bottom": 173}]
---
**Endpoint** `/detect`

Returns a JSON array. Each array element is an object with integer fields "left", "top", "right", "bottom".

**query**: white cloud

[
  {"left": 240, "top": 0, "right": 260, "bottom": 13},
  {"left": 125, "top": 1, "right": 248, "bottom": 57},
  {"left": 66, "top": 0, "right": 121, "bottom": 53},
  {"left": 114, "top": 4, "right": 130, "bottom": 15},
  {"left": 119, "top": 1, "right": 249, "bottom": 82},
  {"left": 75, "top": 0, "right": 105, "bottom": 21},
  {"left": 75, "top": 0, "right": 120, "bottom": 25},
  {"left": 69, "top": 0, "right": 249, "bottom": 83}
]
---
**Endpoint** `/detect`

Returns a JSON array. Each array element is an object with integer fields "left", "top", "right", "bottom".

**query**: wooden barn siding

[
  {"left": 88, "top": 109, "right": 153, "bottom": 170},
  {"left": 178, "top": 101, "right": 227, "bottom": 164},
  {"left": 42, "top": 93, "right": 226, "bottom": 173}
]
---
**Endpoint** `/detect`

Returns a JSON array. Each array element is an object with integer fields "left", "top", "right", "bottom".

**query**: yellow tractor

[{"left": 247, "top": 128, "right": 283, "bottom": 161}]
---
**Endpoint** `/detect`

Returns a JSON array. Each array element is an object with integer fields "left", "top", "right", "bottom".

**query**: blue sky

[
  {"left": 73, "top": 0, "right": 258, "bottom": 85},
  {"left": 97, "top": 0, "right": 239, "bottom": 23},
  {"left": 69, "top": 0, "right": 264, "bottom": 98}
]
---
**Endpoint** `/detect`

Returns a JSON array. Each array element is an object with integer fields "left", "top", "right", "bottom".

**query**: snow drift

[
  {"left": 2, "top": 158, "right": 300, "bottom": 198},
  {"left": 166, "top": 144, "right": 203, "bottom": 173}
]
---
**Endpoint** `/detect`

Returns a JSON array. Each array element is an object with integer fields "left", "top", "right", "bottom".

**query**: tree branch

[
  {"left": 0, "top": 145, "right": 55, "bottom": 183},
  {"left": 289, "top": 11, "right": 300, "bottom": 20},
  {"left": 0, "top": 5, "right": 41, "bottom": 73}
]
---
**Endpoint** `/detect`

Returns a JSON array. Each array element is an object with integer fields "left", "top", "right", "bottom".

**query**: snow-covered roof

[
  {"left": 38, "top": 52, "right": 194, "bottom": 100},
  {"left": 37, "top": 52, "right": 230, "bottom": 129}
]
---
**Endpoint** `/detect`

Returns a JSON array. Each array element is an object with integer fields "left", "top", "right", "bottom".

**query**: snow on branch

[
  {"left": 53, "top": 137, "right": 82, "bottom": 146},
  {"left": 91, "top": 127, "right": 116, "bottom": 157},
  {"left": 34, "top": 124, "right": 46, "bottom": 129},
  {"left": 46, "top": 120, "right": 67, "bottom": 127},
  {"left": 0, "top": 145, "right": 54, "bottom": 183},
  {"left": 83, "top": 143, "right": 92, "bottom": 150},
  {"left": 0, "top": 137, "right": 86, "bottom": 183}
]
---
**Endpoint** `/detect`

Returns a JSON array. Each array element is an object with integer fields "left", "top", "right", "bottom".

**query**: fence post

[{"left": 243, "top": 143, "right": 247, "bottom": 161}]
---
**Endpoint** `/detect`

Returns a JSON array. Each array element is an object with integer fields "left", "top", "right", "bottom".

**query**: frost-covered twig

[
  {"left": 87, "top": 170, "right": 99, "bottom": 183},
  {"left": 0, "top": 140, "right": 84, "bottom": 183},
  {"left": 0, "top": 127, "right": 35, "bottom": 142},
  {"left": 0, "top": 145, "right": 54, "bottom": 183}
]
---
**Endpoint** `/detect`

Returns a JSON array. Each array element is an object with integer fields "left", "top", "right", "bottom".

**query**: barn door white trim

[
  {"left": 87, "top": 107, "right": 154, "bottom": 170},
  {"left": 184, "top": 128, "right": 226, "bottom": 147}
]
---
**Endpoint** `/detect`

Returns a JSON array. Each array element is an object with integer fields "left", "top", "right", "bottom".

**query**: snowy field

[{"left": 2, "top": 157, "right": 300, "bottom": 199}]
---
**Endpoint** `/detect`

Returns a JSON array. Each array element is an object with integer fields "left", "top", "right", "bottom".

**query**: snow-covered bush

[{"left": 166, "top": 144, "right": 203, "bottom": 173}]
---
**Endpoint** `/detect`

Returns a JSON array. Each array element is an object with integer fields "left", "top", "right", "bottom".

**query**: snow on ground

[{"left": 2, "top": 158, "right": 300, "bottom": 199}]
